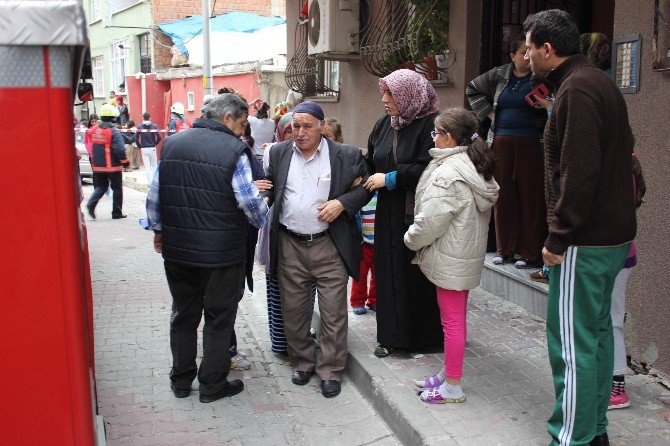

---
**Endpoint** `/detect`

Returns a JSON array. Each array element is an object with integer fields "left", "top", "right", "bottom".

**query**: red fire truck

[{"left": 0, "top": 1, "right": 104, "bottom": 444}]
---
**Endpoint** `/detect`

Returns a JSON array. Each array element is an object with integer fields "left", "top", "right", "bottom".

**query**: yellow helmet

[
  {"left": 99, "top": 103, "right": 118, "bottom": 118},
  {"left": 171, "top": 102, "right": 185, "bottom": 115}
]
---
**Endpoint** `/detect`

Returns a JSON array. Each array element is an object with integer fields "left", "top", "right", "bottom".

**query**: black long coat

[{"left": 366, "top": 114, "right": 443, "bottom": 350}]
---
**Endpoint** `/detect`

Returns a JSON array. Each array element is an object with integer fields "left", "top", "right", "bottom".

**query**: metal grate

[
  {"left": 285, "top": 16, "right": 339, "bottom": 96},
  {"left": 140, "top": 56, "right": 151, "bottom": 74},
  {"left": 359, "top": 0, "right": 450, "bottom": 79}
]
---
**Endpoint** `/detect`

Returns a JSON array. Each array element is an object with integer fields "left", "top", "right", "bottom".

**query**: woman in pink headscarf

[{"left": 363, "top": 69, "right": 443, "bottom": 357}]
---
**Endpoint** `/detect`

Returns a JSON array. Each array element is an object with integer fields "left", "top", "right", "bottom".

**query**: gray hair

[{"left": 201, "top": 93, "right": 248, "bottom": 121}]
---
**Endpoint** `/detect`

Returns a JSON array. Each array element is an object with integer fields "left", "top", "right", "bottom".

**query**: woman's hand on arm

[{"left": 364, "top": 173, "right": 386, "bottom": 191}]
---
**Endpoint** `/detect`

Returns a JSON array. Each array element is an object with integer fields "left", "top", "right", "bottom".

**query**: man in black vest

[{"left": 142, "top": 94, "right": 268, "bottom": 403}]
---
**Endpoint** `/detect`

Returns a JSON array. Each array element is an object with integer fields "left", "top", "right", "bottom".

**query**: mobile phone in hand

[{"left": 525, "top": 84, "right": 551, "bottom": 107}]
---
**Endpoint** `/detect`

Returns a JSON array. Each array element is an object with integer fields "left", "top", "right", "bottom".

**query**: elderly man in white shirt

[{"left": 263, "top": 101, "right": 371, "bottom": 398}]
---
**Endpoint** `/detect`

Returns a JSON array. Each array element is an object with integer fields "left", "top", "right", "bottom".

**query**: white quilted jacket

[{"left": 404, "top": 146, "right": 499, "bottom": 290}]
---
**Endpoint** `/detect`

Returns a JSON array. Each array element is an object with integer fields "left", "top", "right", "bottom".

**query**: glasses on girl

[{"left": 430, "top": 129, "right": 443, "bottom": 138}]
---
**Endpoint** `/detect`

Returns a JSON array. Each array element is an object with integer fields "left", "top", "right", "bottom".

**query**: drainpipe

[
  {"left": 141, "top": 74, "right": 147, "bottom": 114},
  {"left": 202, "top": 0, "right": 213, "bottom": 95}
]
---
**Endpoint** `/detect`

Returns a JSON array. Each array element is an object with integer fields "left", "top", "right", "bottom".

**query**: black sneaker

[{"left": 112, "top": 214, "right": 128, "bottom": 219}]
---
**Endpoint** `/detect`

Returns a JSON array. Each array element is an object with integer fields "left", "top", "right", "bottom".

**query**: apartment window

[
  {"left": 92, "top": 56, "right": 105, "bottom": 97},
  {"left": 109, "top": 0, "right": 141, "bottom": 15},
  {"left": 110, "top": 39, "right": 130, "bottom": 94},
  {"left": 311, "top": 60, "right": 340, "bottom": 99},
  {"left": 139, "top": 33, "right": 152, "bottom": 74},
  {"left": 89, "top": 0, "right": 101, "bottom": 22},
  {"left": 187, "top": 91, "right": 195, "bottom": 111}
]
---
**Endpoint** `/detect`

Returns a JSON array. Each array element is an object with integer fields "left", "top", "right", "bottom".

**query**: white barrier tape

[{"left": 75, "top": 128, "right": 178, "bottom": 133}]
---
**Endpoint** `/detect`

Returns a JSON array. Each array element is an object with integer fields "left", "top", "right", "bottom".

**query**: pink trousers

[{"left": 436, "top": 287, "right": 469, "bottom": 379}]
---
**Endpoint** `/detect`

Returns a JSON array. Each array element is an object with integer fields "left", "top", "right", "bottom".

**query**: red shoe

[{"left": 608, "top": 388, "right": 629, "bottom": 409}]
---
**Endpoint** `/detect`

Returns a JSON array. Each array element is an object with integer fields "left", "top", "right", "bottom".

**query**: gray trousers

[
  {"left": 277, "top": 230, "right": 349, "bottom": 381},
  {"left": 611, "top": 267, "right": 632, "bottom": 376}
]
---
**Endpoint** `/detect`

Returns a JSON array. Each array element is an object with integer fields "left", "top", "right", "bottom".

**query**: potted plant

[{"left": 401, "top": 0, "right": 450, "bottom": 78}]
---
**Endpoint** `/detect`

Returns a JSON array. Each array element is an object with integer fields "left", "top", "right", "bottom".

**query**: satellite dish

[{"left": 308, "top": 0, "right": 321, "bottom": 47}]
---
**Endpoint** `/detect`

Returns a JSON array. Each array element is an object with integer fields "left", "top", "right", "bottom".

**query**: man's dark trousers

[
  {"left": 87, "top": 171, "right": 123, "bottom": 217},
  {"left": 165, "top": 260, "right": 245, "bottom": 396}
]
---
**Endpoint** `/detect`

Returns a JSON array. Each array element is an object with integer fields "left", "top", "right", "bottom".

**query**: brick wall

[{"left": 152, "top": 0, "right": 273, "bottom": 69}]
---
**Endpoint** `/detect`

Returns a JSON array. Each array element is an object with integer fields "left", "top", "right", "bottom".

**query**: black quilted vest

[{"left": 160, "top": 118, "right": 248, "bottom": 267}]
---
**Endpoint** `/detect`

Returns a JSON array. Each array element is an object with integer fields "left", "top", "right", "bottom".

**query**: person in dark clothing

[
  {"left": 86, "top": 103, "right": 129, "bottom": 219},
  {"left": 523, "top": 10, "right": 636, "bottom": 446},
  {"left": 363, "top": 69, "right": 443, "bottom": 357},
  {"left": 135, "top": 112, "right": 162, "bottom": 183},
  {"left": 116, "top": 95, "right": 129, "bottom": 126},
  {"left": 466, "top": 34, "right": 548, "bottom": 269},
  {"left": 141, "top": 94, "right": 269, "bottom": 403}
]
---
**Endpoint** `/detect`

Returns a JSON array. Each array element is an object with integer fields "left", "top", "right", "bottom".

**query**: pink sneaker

[{"left": 608, "top": 388, "right": 630, "bottom": 409}]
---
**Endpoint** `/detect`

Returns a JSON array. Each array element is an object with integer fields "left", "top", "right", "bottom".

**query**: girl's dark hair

[
  {"left": 89, "top": 114, "right": 99, "bottom": 120},
  {"left": 244, "top": 122, "right": 254, "bottom": 149},
  {"left": 434, "top": 107, "right": 496, "bottom": 181},
  {"left": 126, "top": 119, "right": 135, "bottom": 128},
  {"left": 509, "top": 34, "right": 526, "bottom": 55},
  {"left": 255, "top": 101, "right": 270, "bottom": 119},
  {"left": 631, "top": 154, "right": 646, "bottom": 209}
]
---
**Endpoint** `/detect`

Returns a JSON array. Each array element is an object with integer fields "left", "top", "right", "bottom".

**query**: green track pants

[{"left": 546, "top": 244, "right": 630, "bottom": 446}]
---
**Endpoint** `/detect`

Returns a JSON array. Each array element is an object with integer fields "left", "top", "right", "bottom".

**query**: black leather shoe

[
  {"left": 170, "top": 383, "right": 191, "bottom": 398},
  {"left": 87, "top": 205, "right": 96, "bottom": 219},
  {"left": 590, "top": 433, "right": 609, "bottom": 446},
  {"left": 112, "top": 214, "right": 128, "bottom": 219},
  {"left": 291, "top": 370, "right": 314, "bottom": 386},
  {"left": 199, "top": 379, "right": 244, "bottom": 403},
  {"left": 321, "top": 380, "right": 341, "bottom": 398}
]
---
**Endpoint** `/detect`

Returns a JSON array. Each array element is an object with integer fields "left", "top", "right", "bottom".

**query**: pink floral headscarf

[{"left": 379, "top": 69, "right": 440, "bottom": 130}]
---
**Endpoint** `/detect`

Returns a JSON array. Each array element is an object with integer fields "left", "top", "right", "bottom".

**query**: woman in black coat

[{"left": 364, "top": 69, "right": 443, "bottom": 356}]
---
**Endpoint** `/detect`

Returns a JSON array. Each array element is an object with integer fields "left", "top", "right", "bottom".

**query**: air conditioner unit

[{"left": 307, "top": 0, "right": 360, "bottom": 60}]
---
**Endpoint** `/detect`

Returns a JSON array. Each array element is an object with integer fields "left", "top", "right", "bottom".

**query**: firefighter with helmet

[
  {"left": 86, "top": 103, "right": 130, "bottom": 219},
  {"left": 167, "top": 101, "right": 192, "bottom": 137}
]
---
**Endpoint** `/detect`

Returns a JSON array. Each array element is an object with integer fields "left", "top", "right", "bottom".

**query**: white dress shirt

[{"left": 280, "top": 137, "right": 331, "bottom": 234}]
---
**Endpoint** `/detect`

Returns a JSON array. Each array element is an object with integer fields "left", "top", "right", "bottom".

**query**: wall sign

[{"left": 612, "top": 34, "right": 642, "bottom": 94}]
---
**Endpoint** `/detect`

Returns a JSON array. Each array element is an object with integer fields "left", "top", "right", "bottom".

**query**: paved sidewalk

[
  {"left": 86, "top": 184, "right": 397, "bottom": 446},
  {"left": 88, "top": 179, "right": 670, "bottom": 445},
  {"left": 342, "top": 288, "right": 670, "bottom": 445}
]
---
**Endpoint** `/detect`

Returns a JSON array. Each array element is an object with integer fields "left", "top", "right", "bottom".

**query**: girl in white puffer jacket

[{"left": 404, "top": 107, "right": 499, "bottom": 404}]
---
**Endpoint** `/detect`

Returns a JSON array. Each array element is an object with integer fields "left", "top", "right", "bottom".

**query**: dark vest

[{"left": 159, "top": 118, "right": 248, "bottom": 267}]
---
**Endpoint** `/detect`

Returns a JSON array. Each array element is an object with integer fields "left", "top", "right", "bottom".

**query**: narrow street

[
  {"left": 86, "top": 181, "right": 670, "bottom": 445},
  {"left": 85, "top": 182, "right": 398, "bottom": 446}
]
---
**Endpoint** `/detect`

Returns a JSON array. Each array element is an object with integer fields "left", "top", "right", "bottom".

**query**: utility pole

[{"left": 202, "top": 0, "right": 213, "bottom": 95}]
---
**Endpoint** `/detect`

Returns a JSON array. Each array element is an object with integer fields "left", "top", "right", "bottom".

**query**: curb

[
  {"left": 344, "top": 325, "right": 457, "bottom": 446},
  {"left": 122, "top": 175, "right": 149, "bottom": 193}
]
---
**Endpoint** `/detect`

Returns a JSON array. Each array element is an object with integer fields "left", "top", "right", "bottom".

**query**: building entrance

[{"left": 479, "top": 0, "right": 615, "bottom": 72}]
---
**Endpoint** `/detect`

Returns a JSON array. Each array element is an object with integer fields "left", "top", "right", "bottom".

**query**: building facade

[
  {"left": 85, "top": 0, "right": 154, "bottom": 115},
  {"left": 284, "top": 0, "right": 670, "bottom": 380},
  {"left": 84, "top": 0, "right": 287, "bottom": 121}
]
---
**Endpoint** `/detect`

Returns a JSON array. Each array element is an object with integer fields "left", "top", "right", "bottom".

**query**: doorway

[{"left": 479, "top": 0, "right": 615, "bottom": 73}]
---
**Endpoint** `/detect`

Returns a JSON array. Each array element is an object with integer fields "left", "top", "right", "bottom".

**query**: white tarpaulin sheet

[{"left": 184, "top": 24, "right": 286, "bottom": 67}]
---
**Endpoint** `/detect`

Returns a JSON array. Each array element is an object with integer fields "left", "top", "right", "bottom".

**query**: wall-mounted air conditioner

[{"left": 307, "top": 0, "right": 360, "bottom": 60}]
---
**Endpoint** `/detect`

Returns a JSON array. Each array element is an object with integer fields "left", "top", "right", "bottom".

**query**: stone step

[{"left": 480, "top": 253, "right": 549, "bottom": 319}]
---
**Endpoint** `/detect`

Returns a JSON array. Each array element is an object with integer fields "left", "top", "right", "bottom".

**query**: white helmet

[{"left": 171, "top": 102, "right": 185, "bottom": 115}]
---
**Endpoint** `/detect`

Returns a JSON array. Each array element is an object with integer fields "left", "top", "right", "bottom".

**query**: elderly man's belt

[{"left": 279, "top": 224, "right": 328, "bottom": 242}]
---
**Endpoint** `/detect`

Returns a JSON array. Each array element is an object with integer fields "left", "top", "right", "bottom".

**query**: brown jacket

[{"left": 542, "top": 55, "right": 636, "bottom": 254}]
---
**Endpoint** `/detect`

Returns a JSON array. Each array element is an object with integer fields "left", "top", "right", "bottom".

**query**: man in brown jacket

[{"left": 524, "top": 10, "right": 636, "bottom": 446}]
